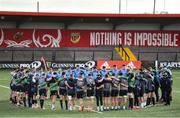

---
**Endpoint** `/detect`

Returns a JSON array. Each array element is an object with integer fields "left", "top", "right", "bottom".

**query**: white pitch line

[
  {"left": 173, "top": 90, "right": 180, "bottom": 93},
  {"left": 75, "top": 105, "right": 103, "bottom": 114},
  {"left": 0, "top": 85, "right": 10, "bottom": 89}
]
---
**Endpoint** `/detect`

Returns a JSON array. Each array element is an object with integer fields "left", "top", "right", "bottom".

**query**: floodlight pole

[
  {"left": 153, "top": 0, "right": 156, "bottom": 14},
  {"left": 37, "top": 1, "right": 39, "bottom": 12},
  {"left": 126, "top": 0, "right": 128, "bottom": 13},
  {"left": 119, "top": 0, "right": 121, "bottom": 14},
  {"left": 163, "top": 0, "right": 166, "bottom": 11}
]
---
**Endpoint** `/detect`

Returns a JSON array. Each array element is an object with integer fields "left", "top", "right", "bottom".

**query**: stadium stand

[
  {"left": 0, "top": 47, "right": 179, "bottom": 62},
  {"left": 13, "top": 51, "right": 32, "bottom": 61},
  {"left": 34, "top": 51, "right": 53, "bottom": 61},
  {"left": 0, "top": 50, "right": 12, "bottom": 61},
  {"left": 56, "top": 50, "right": 74, "bottom": 61},
  {"left": 0, "top": 12, "right": 180, "bottom": 63}
]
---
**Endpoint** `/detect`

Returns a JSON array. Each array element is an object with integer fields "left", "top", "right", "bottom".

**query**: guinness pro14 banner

[{"left": 0, "top": 61, "right": 96, "bottom": 69}]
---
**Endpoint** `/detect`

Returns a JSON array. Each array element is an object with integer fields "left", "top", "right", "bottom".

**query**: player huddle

[{"left": 9, "top": 64, "right": 173, "bottom": 112}]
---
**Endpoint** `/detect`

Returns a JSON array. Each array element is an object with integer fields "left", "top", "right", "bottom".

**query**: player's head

[
  {"left": 112, "top": 73, "right": 115, "bottom": 77},
  {"left": 122, "top": 64, "right": 126, "bottom": 69},
  {"left": 113, "top": 65, "right": 117, "bottom": 69},
  {"left": 62, "top": 71, "right": 66, "bottom": 76},
  {"left": 85, "top": 65, "right": 89, "bottom": 70},
  {"left": 35, "top": 73, "right": 40, "bottom": 78},
  {"left": 67, "top": 67, "right": 72, "bottom": 71},
  {"left": 61, "top": 71, "right": 66, "bottom": 78},
  {"left": 118, "top": 72, "right": 123, "bottom": 76},
  {"left": 163, "top": 71, "right": 168, "bottom": 78},
  {"left": 80, "top": 72, "right": 84, "bottom": 77},
  {"left": 102, "top": 66, "right": 106, "bottom": 70},
  {"left": 49, "top": 68, "right": 53, "bottom": 72},
  {"left": 129, "top": 73, "right": 135, "bottom": 79},
  {"left": 40, "top": 67, "right": 44, "bottom": 72},
  {"left": 41, "top": 72, "right": 45, "bottom": 75},
  {"left": 97, "top": 73, "right": 101, "bottom": 78},
  {"left": 105, "top": 74, "right": 109, "bottom": 78},
  {"left": 88, "top": 73, "right": 92, "bottom": 77},
  {"left": 52, "top": 72, "right": 58, "bottom": 78},
  {"left": 139, "top": 68, "right": 143, "bottom": 72},
  {"left": 92, "top": 66, "right": 96, "bottom": 70},
  {"left": 76, "top": 65, "right": 80, "bottom": 69},
  {"left": 70, "top": 74, "right": 74, "bottom": 80}
]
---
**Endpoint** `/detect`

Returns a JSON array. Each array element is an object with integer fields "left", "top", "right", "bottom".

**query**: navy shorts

[
  {"left": 17, "top": 85, "right": 23, "bottom": 92},
  {"left": 119, "top": 90, "right": 128, "bottom": 96},
  {"left": 111, "top": 89, "right": 119, "bottom": 97},
  {"left": 50, "top": 90, "right": 58, "bottom": 96},
  {"left": 59, "top": 89, "right": 67, "bottom": 96},
  {"left": 103, "top": 90, "right": 110, "bottom": 97},
  {"left": 39, "top": 89, "right": 47, "bottom": 96},
  {"left": 87, "top": 89, "right": 94, "bottom": 97},
  {"left": 77, "top": 91, "right": 84, "bottom": 99},
  {"left": 128, "top": 87, "right": 134, "bottom": 93},
  {"left": 67, "top": 89, "right": 75, "bottom": 97},
  {"left": 31, "top": 88, "right": 38, "bottom": 95}
]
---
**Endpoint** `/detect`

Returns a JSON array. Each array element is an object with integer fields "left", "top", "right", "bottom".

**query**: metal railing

[
  {"left": 0, "top": 48, "right": 179, "bottom": 62},
  {"left": 118, "top": 45, "right": 130, "bottom": 61},
  {"left": 137, "top": 51, "right": 180, "bottom": 61},
  {"left": 0, "top": 48, "right": 114, "bottom": 62}
]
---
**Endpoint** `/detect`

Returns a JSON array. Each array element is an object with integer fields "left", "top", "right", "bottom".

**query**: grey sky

[{"left": 0, "top": 0, "right": 179, "bottom": 14}]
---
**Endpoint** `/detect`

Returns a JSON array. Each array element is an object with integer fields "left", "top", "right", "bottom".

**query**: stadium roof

[{"left": 1, "top": 11, "right": 180, "bottom": 29}]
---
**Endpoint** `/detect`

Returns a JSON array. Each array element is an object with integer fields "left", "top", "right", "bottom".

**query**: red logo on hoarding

[
  {"left": 13, "top": 32, "right": 23, "bottom": 39},
  {"left": 101, "top": 61, "right": 111, "bottom": 69},
  {"left": 71, "top": 32, "right": 80, "bottom": 44},
  {"left": 97, "top": 60, "right": 141, "bottom": 69}
]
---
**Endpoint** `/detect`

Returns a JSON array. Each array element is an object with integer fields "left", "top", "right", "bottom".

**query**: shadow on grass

[{"left": 0, "top": 100, "right": 99, "bottom": 117}]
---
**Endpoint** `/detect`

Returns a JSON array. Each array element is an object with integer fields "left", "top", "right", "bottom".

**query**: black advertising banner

[{"left": 0, "top": 61, "right": 96, "bottom": 69}]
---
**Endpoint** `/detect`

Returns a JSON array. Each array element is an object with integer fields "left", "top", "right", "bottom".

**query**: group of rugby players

[{"left": 9, "top": 64, "right": 173, "bottom": 112}]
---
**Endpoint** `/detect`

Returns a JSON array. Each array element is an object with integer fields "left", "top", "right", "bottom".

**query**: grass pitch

[{"left": 0, "top": 69, "right": 180, "bottom": 117}]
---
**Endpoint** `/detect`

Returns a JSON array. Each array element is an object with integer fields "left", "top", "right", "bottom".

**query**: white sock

[
  {"left": 100, "top": 106, "right": 103, "bottom": 111},
  {"left": 144, "top": 101, "right": 147, "bottom": 106},
  {"left": 97, "top": 106, "right": 100, "bottom": 111},
  {"left": 111, "top": 106, "right": 114, "bottom": 109},
  {"left": 69, "top": 106, "right": 72, "bottom": 111},
  {"left": 51, "top": 104, "right": 55, "bottom": 110},
  {"left": 52, "top": 104, "right": 54, "bottom": 108}
]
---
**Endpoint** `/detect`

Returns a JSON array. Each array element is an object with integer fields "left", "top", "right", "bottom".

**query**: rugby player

[
  {"left": 111, "top": 73, "right": 119, "bottom": 110},
  {"left": 38, "top": 72, "right": 47, "bottom": 109},
  {"left": 119, "top": 72, "right": 128, "bottom": 110},
  {"left": 95, "top": 74, "right": 104, "bottom": 111},
  {"left": 58, "top": 72, "right": 68, "bottom": 110},
  {"left": 65, "top": 74, "right": 76, "bottom": 111},
  {"left": 76, "top": 73, "right": 86, "bottom": 111},
  {"left": 103, "top": 74, "right": 112, "bottom": 111},
  {"left": 86, "top": 73, "right": 95, "bottom": 111}
]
